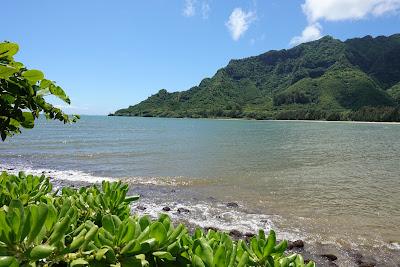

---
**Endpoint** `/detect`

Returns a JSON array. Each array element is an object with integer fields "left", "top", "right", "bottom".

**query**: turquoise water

[{"left": 1, "top": 116, "right": 399, "bottom": 264}]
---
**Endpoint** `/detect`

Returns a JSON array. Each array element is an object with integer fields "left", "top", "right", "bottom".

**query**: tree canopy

[{"left": 0, "top": 42, "right": 79, "bottom": 141}]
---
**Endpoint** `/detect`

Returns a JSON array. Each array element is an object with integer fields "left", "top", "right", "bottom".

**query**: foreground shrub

[
  {"left": 0, "top": 171, "right": 53, "bottom": 206},
  {"left": 0, "top": 172, "right": 315, "bottom": 267}
]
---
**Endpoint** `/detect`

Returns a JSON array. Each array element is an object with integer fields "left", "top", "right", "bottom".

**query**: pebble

[
  {"left": 288, "top": 240, "right": 304, "bottom": 250},
  {"left": 226, "top": 202, "right": 239, "bottom": 208},
  {"left": 177, "top": 207, "right": 190, "bottom": 213}
]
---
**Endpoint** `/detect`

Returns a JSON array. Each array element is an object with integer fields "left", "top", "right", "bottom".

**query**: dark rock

[
  {"left": 226, "top": 202, "right": 239, "bottom": 208},
  {"left": 288, "top": 240, "right": 304, "bottom": 250},
  {"left": 320, "top": 254, "right": 338, "bottom": 261},
  {"left": 204, "top": 226, "right": 219, "bottom": 232},
  {"left": 137, "top": 205, "right": 146, "bottom": 211},
  {"left": 353, "top": 252, "right": 377, "bottom": 267},
  {"left": 177, "top": 207, "right": 190, "bottom": 213},
  {"left": 162, "top": 206, "right": 171, "bottom": 212},
  {"left": 229, "top": 229, "right": 243, "bottom": 238},
  {"left": 358, "top": 264, "right": 375, "bottom": 267},
  {"left": 244, "top": 232, "right": 255, "bottom": 238}
]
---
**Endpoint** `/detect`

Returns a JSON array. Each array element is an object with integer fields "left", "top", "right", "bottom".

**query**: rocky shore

[
  {"left": 132, "top": 203, "right": 382, "bottom": 267},
  {"left": 3, "top": 168, "right": 397, "bottom": 267}
]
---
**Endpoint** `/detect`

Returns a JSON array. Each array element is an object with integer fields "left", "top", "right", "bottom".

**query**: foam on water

[
  {"left": 0, "top": 163, "right": 115, "bottom": 183},
  {"left": 0, "top": 163, "right": 300, "bottom": 241}
]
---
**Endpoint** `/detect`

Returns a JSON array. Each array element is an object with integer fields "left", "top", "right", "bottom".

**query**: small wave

[
  {"left": 131, "top": 201, "right": 303, "bottom": 242},
  {"left": 0, "top": 163, "right": 214, "bottom": 188},
  {"left": 0, "top": 163, "right": 115, "bottom": 183},
  {"left": 385, "top": 242, "right": 400, "bottom": 250}
]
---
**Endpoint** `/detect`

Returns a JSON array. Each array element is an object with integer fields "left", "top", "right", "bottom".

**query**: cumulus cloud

[
  {"left": 291, "top": 0, "right": 400, "bottom": 46},
  {"left": 302, "top": 0, "right": 400, "bottom": 22},
  {"left": 226, "top": 8, "right": 257, "bottom": 41},
  {"left": 183, "top": 0, "right": 196, "bottom": 17},
  {"left": 290, "top": 23, "right": 322, "bottom": 46}
]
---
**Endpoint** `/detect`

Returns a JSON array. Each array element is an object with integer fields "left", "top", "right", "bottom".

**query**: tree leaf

[
  {"left": 0, "top": 43, "right": 19, "bottom": 58},
  {"left": 21, "top": 112, "right": 34, "bottom": 129},
  {"left": 0, "top": 65, "right": 18, "bottom": 79},
  {"left": 22, "top": 70, "right": 44, "bottom": 84}
]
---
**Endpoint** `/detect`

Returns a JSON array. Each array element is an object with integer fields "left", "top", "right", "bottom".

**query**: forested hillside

[{"left": 113, "top": 34, "right": 400, "bottom": 121}]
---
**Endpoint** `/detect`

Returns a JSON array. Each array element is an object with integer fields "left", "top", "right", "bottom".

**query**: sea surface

[{"left": 1, "top": 116, "right": 399, "bottom": 265}]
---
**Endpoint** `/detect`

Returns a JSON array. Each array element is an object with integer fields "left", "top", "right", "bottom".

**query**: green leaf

[
  {"left": 22, "top": 70, "right": 44, "bottom": 84},
  {"left": 0, "top": 256, "right": 18, "bottom": 267},
  {"left": 120, "top": 239, "right": 139, "bottom": 255},
  {"left": 263, "top": 230, "right": 276, "bottom": 257},
  {"left": 0, "top": 65, "right": 18, "bottom": 78},
  {"left": 29, "top": 245, "right": 55, "bottom": 260},
  {"left": 70, "top": 258, "right": 89, "bottom": 267},
  {"left": 27, "top": 203, "right": 48, "bottom": 244},
  {"left": 139, "top": 238, "right": 157, "bottom": 254},
  {"left": 0, "top": 43, "right": 19, "bottom": 58},
  {"left": 273, "top": 240, "right": 288, "bottom": 254},
  {"left": 49, "top": 85, "right": 70, "bottom": 104},
  {"left": 21, "top": 112, "right": 34, "bottom": 129},
  {"left": 152, "top": 251, "right": 175, "bottom": 261},
  {"left": 39, "top": 79, "right": 52, "bottom": 89},
  {"left": 149, "top": 222, "right": 167, "bottom": 246},
  {"left": 95, "top": 247, "right": 109, "bottom": 261},
  {"left": 192, "top": 255, "right": 206, "bottom": 267},
  {"left": 295, "top": 254, "right": 304, "bottom": 266},
  {"left": 102, "top": 214, "right": 121, "bottom": 235},
  {"left": 214, "top": 245, "right": 226, "bottom": 267},
  {"left": 237, "top": 251, "right": 249, "bottom": 267},
  {"left": 193, "top": 239, "right": 213, "bottom": 267}
]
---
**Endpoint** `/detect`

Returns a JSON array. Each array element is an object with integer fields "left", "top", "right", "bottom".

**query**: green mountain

[{"left": 113, "top": 34, "right": 400, "bottom": 121}]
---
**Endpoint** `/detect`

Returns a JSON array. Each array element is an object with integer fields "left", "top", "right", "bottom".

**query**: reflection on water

[{"left": 1, "top": 116, "right": 400, "bottom": 264}]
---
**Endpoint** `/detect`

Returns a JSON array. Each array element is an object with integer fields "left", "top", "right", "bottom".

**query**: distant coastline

[{"left": 109, "top": 114, "right": 400, "bottom": 125}]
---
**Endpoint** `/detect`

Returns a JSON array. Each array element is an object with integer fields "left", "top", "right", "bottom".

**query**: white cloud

[
  {"left": 291, "top": 0, "right": 400, "bottom": 46},
  {"left": 302, "top": 0, "right": 400, "bottom": 22},
  {"left": 290, "top": 23, "right": 322, "bottom": 46},
  {"left": 202, "top": 2, "right": 211, "bottom": 19},
  {"left": 226, "top": 8, "right": 257, "bottom": 41},
  {"left": 183, "top": 0, "right": 196, "bottom": 17}
]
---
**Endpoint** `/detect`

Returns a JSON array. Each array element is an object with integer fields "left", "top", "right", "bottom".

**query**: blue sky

[{"left": 3, "top": 0, "right": 400, "bottom": 115}]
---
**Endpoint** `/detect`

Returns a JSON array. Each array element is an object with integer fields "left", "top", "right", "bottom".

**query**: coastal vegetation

[
  {"left": 0, "top": 42, "right": 314, "bottom": 266},
  {"left": 0, "top": 42, "right": 78, "bottom": 141},
  {"left": 0, "top": 171, "right": 315, "bottom": 267},
  {"left": 113, "top": 34, "right": 400, "bottom": 122}
]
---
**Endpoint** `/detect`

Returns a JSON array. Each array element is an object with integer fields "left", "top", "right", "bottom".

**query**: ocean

[{"left": 1, "top": 116, "right": 399, "bottom": 265}]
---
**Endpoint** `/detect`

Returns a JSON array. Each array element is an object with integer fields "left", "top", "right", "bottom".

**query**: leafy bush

[
  {"left": 0, "top": 42, "right": 79, "bottom": 141},
  {"left": 59, "top": 180, "right": 140, "bottom": 225},
  {"left": 0, "top": 172, "right": 315, "bottom": 267},
  {"left": 0, "top": 171, "right": 53, "bottom": 206}
]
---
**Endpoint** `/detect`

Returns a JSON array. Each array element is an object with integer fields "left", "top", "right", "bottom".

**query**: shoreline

[{"left": 109, "top": 115, "right": 400, "bottom": 125}]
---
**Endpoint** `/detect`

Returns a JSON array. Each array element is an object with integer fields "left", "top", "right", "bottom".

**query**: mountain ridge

[{"left": 113, "top": 34, "right": 400, "bottom": 122}]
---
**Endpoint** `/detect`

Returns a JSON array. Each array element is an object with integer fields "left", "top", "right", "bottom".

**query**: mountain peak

[{"left": 113, "top": 34, "right": 400, "bottom": 122}]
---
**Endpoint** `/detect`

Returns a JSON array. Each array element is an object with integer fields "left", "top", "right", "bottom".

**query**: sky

[{"left": 2, "top": 0, "right": 400, "bottom": 115}]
